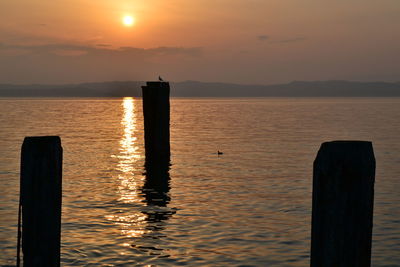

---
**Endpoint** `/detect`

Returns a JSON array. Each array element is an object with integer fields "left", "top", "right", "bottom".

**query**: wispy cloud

[
  {"left": 0, "top": 43, "right": 203, "bottom": 57},
  {"left": 96, "top": 44, "right": 112, "bottom": 47},
  {"left": 0, "top": 42, "right": 205, "bottom": 83},
  {"left": 257, "top": 35, "right": 270, "bottom": 41},
  {"left": 257, "top": 35, "right": 307, "bottom": 44},
  {"left": 274, "top": 37, "right": 307, "bottom": 44}
]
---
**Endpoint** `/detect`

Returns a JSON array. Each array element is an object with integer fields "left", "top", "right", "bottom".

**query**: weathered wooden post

[
  {"left": 141, "top": 81, "right": 170, "bottom": 167},
  {"left": 311, "top": 141, "right": 375, "bottom": 267},
  {"left": 19, "top": 136, "right": 62, "bottom": 267}
]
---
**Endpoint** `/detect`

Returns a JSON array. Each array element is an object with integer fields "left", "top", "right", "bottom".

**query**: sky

[{"left": 0, "top": 0, "right": 399, "bottom": 84}]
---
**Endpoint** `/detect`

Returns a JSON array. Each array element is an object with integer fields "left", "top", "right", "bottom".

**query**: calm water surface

[{"left": 0, "top": 98, "right": 399, "bottom": 266}]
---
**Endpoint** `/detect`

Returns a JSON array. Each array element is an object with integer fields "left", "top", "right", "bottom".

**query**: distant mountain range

[{"left": 0, "top": 80, "right": 400, "bottom": 97}]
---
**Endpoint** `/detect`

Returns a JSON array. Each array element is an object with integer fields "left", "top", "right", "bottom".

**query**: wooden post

[
  {"left": 311, "top": 141, "right": 375, "bottom": 267},
  {"left": 141, "top": 81, "right": 170, "bottom": 166},
  {"left": 20, "top": 136, "right": 62, "bottom": 267}
]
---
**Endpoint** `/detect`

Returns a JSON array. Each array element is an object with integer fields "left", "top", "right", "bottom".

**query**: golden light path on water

[
  {"left": 106, "top": 97, "right": 147, "bottom": 240},
  {"left": 118, "top": 96, "right": 140, "bottom": 201}
]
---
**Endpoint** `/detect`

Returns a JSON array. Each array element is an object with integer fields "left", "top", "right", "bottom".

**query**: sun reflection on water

[
  {"left": 106, "top": 97, "right": 148, "bottom": 239},
  {"left": 118, "top": 97, "right": 140, "bottom": 175}
]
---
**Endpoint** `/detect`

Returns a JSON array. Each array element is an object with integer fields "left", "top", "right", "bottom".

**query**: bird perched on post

[{"left": 159, "top": 76, "right": 164, "bottom": 82}]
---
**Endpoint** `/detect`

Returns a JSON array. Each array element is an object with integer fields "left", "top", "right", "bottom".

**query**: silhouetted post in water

[
  {"left": 311, "top": 141, "right": 375, "bottom": 267},
  {"left": 141, "top": 81, "right": 173, "bottom": 223},
  {"left": 141, "top": 81, "right": 170, "bottom": 167},
  {"left": 19, "top": 136, "right": 62, "bottom": 267}
]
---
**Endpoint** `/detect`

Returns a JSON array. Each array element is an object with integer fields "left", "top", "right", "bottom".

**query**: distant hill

[
  {"left": 0, "top": 81, "right": 143, "bottom": 97},
  {"left": 0, "top": 80, "right": 400, "bottom": 97},
  {"left": 173, "top": 80, "right": 400, "bottom": 97}
]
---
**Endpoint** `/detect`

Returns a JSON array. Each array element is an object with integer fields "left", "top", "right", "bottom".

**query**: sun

[{"left": 122, "top": 15, "right": 135, "bottom": 27}]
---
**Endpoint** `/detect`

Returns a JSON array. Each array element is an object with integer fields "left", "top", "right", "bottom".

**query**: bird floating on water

[
  {"left": 158, "top": 76, "right": 164, "bottom": 82},
  {"left": 217, "top": 150, "right": 223, "bottom": 155}
]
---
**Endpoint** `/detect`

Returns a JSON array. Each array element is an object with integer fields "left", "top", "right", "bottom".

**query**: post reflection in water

[
  {"left": 107, "top": 97, "right": 174, "bottom": 250},
  {"left": 142, "top": 162, "right": 174, "bottom": 223}
]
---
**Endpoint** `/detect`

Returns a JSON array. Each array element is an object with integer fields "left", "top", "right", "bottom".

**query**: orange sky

[{"left": 0, "top": 0, "right": 399, "bottom": 84}]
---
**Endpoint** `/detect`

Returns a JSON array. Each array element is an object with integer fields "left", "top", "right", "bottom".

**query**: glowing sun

[{"left": 122, "top": 15, "right": 135, "bottom": 27}]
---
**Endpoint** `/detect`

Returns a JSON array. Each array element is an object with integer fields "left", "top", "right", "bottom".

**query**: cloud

[
  {"left": 275, "top": 37, "right": 307, "bottom": 43},
  {"left": 257, "top": 35, "right": 270, "bottom": 41},
  {"left": 146, "top": 46, "right": 202, "bottom": 56},
  {"left": 96, "top": 44, "right": 112, "bottom": 47},
  {"left": 0, "top": 42, "right": 204, "bottom": 84},
  {"left": 257, "top": 35, "right": 306, "bottom": 44},
  {"left": 0, "top": 43, "right": 203, "bottom": 57}
]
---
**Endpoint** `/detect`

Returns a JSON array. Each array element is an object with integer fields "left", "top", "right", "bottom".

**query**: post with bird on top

[{"left": 141, "top": 77, "right": 170, "bottom": 171}]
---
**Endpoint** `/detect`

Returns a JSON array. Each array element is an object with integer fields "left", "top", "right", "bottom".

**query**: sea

[{"left": 0, "top": 97, "right": 399, "bottom": 266}]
